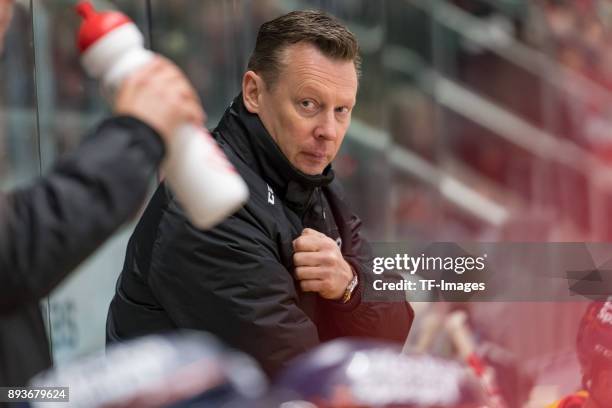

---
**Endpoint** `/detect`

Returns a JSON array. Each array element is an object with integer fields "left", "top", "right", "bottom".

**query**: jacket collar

[{"left": 215, "top": 94, "right": 335, "bottom": 214}]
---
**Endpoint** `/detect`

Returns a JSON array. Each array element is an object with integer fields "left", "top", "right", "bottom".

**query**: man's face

[{"left": 253, "top": 42, "right": 358, "bottom": 175}]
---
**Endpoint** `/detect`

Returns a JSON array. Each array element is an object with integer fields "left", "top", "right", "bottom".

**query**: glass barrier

[
  {"left": 0, "top": 0, "right": 51, "bottom": 335},
  {"left": 0, "top": 0, "right": 39, "bottom": 190},
  {"left": 16, "top": 1, "right": 598, "bottom": 404},
  {"left": 35, "top": 0, "right": 150, "bottom": 364}
]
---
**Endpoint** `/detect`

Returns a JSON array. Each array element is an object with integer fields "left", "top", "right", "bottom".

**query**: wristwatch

[{"left": 341, "top": 272, "right": 359, "bottom": 303}]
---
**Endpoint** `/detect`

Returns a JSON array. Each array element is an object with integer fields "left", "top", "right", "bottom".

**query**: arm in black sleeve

[
  {"left": 0, "top": 116, "right": 164, "bottom": 313},
  {"left": 318, "top": 211, "right": 414, "bottom": 343},
  {"left": 147, "top": 206, "right": 320, "bottom": 377}
]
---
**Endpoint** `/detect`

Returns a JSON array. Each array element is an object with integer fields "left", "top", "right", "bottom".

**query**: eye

[
  {"left": 299, "top": 99, "right": 317, "bottom": 111},
  {"left": 335, "top": 106, "right": 351, "bottom": 117}
]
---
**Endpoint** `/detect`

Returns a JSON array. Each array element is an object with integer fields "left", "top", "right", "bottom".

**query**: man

[
  {"left": 0, "top": 0, "right": 206, "bottom": 386},
  {"left": 548, "top": 298, "right": 612, "bottom": 408},
  {"left": 107, "top": 10, "right": 413, "bottom": 376}
]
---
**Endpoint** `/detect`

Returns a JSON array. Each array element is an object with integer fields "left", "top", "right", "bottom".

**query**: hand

[
  {"left": 113, "top": 56, "right": 206, "bottom": 145},
  {"left": 293, "top": 228, "right": 353, "bottom": 300}
]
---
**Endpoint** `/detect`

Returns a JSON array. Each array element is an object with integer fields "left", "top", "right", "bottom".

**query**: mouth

[
  {"left": 301, "top": 151, "right": 327, "bottom": 161},
  {"left": 296, "top": 151, "right": 329, "bottom": 174}
]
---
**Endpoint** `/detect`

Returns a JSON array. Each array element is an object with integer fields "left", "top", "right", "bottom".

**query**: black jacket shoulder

[{"left": 0, "top": 115, "right": 164, "bottom": 386}]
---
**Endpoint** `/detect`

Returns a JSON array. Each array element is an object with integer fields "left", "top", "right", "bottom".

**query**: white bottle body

[{"left": 81, "top": 23, "right": 248, "bottom": 229}]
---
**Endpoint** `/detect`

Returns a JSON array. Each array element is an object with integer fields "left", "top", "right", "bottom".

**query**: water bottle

[{"left": 75, "top": 1, "right": 249, "bottom": 229}]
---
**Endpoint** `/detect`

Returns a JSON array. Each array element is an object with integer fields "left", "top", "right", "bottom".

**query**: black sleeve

[
  {"left": 317, "top": 211, "right": 415, "bottom": 343},
  {"left": 147, "top": 206, "right": 320, "bottom": 377},
  {"left": 0, "top": 116, "right": 164, "bottom": 313}
]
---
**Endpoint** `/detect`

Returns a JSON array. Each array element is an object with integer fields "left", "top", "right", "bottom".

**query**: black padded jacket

[
  {"left": 107, "top": 96, "right": 414, "bottom": 377},
  {"left": 0, "top": 116, "right": 165, "bottom": 386}
]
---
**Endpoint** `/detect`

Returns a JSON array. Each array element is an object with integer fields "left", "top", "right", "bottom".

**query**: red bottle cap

[{"left": 75, "top": 1, "right": 132, "bottom": 53}]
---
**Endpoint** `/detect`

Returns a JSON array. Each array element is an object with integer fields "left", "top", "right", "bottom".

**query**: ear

[{"left": 242, "top": 71, "right": 264, "bottom": 114}]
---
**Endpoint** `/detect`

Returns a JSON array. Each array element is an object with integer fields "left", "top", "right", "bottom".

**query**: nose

[{"left": 314, "top": 110, "right": 337, "bottom": 141}]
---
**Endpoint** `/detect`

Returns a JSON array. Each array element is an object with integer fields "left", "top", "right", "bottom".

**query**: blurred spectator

[
  {"left": 276, "top": 339, "right": 488, "bottom": 408},
  {"left": 548, "top": 298, "right": 612, "bottom": 407}
]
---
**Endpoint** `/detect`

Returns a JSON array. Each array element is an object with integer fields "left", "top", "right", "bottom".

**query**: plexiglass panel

[
  {"left": 24, "top": 2, "right": 601, "bottom": 404},
  {"left": 0, "top": 0, "right": 39, "bottom": 190},
  {"left": 35, "top": 0, "right": 150, "bottom": 364}
]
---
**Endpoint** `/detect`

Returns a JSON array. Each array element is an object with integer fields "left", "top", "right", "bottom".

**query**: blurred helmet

[
  {"left": 576, "top": 297, "right": 612, "bottom": 385},
  {"left": 31, "top": 331, "right": 268, "bottom": 408},
  {"left": 275, "top": 339, "right": 486, "bottom": 408}
]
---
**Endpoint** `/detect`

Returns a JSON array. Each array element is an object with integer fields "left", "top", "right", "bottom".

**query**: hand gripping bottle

[{"left": 75, "top": 1, "right": 248, "bottom": 229}]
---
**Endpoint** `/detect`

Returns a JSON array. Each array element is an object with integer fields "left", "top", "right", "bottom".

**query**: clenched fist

[{"left": 292, "top": 228, "right": 353, "bottom": 300}]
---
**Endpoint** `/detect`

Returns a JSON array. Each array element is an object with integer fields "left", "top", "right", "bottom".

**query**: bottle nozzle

[
  {"left": 76, "top": 1, "right": 96, "bottom": 19},
  {"left": 74, "top": 0, "right": 132, "bottom": 53}
]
